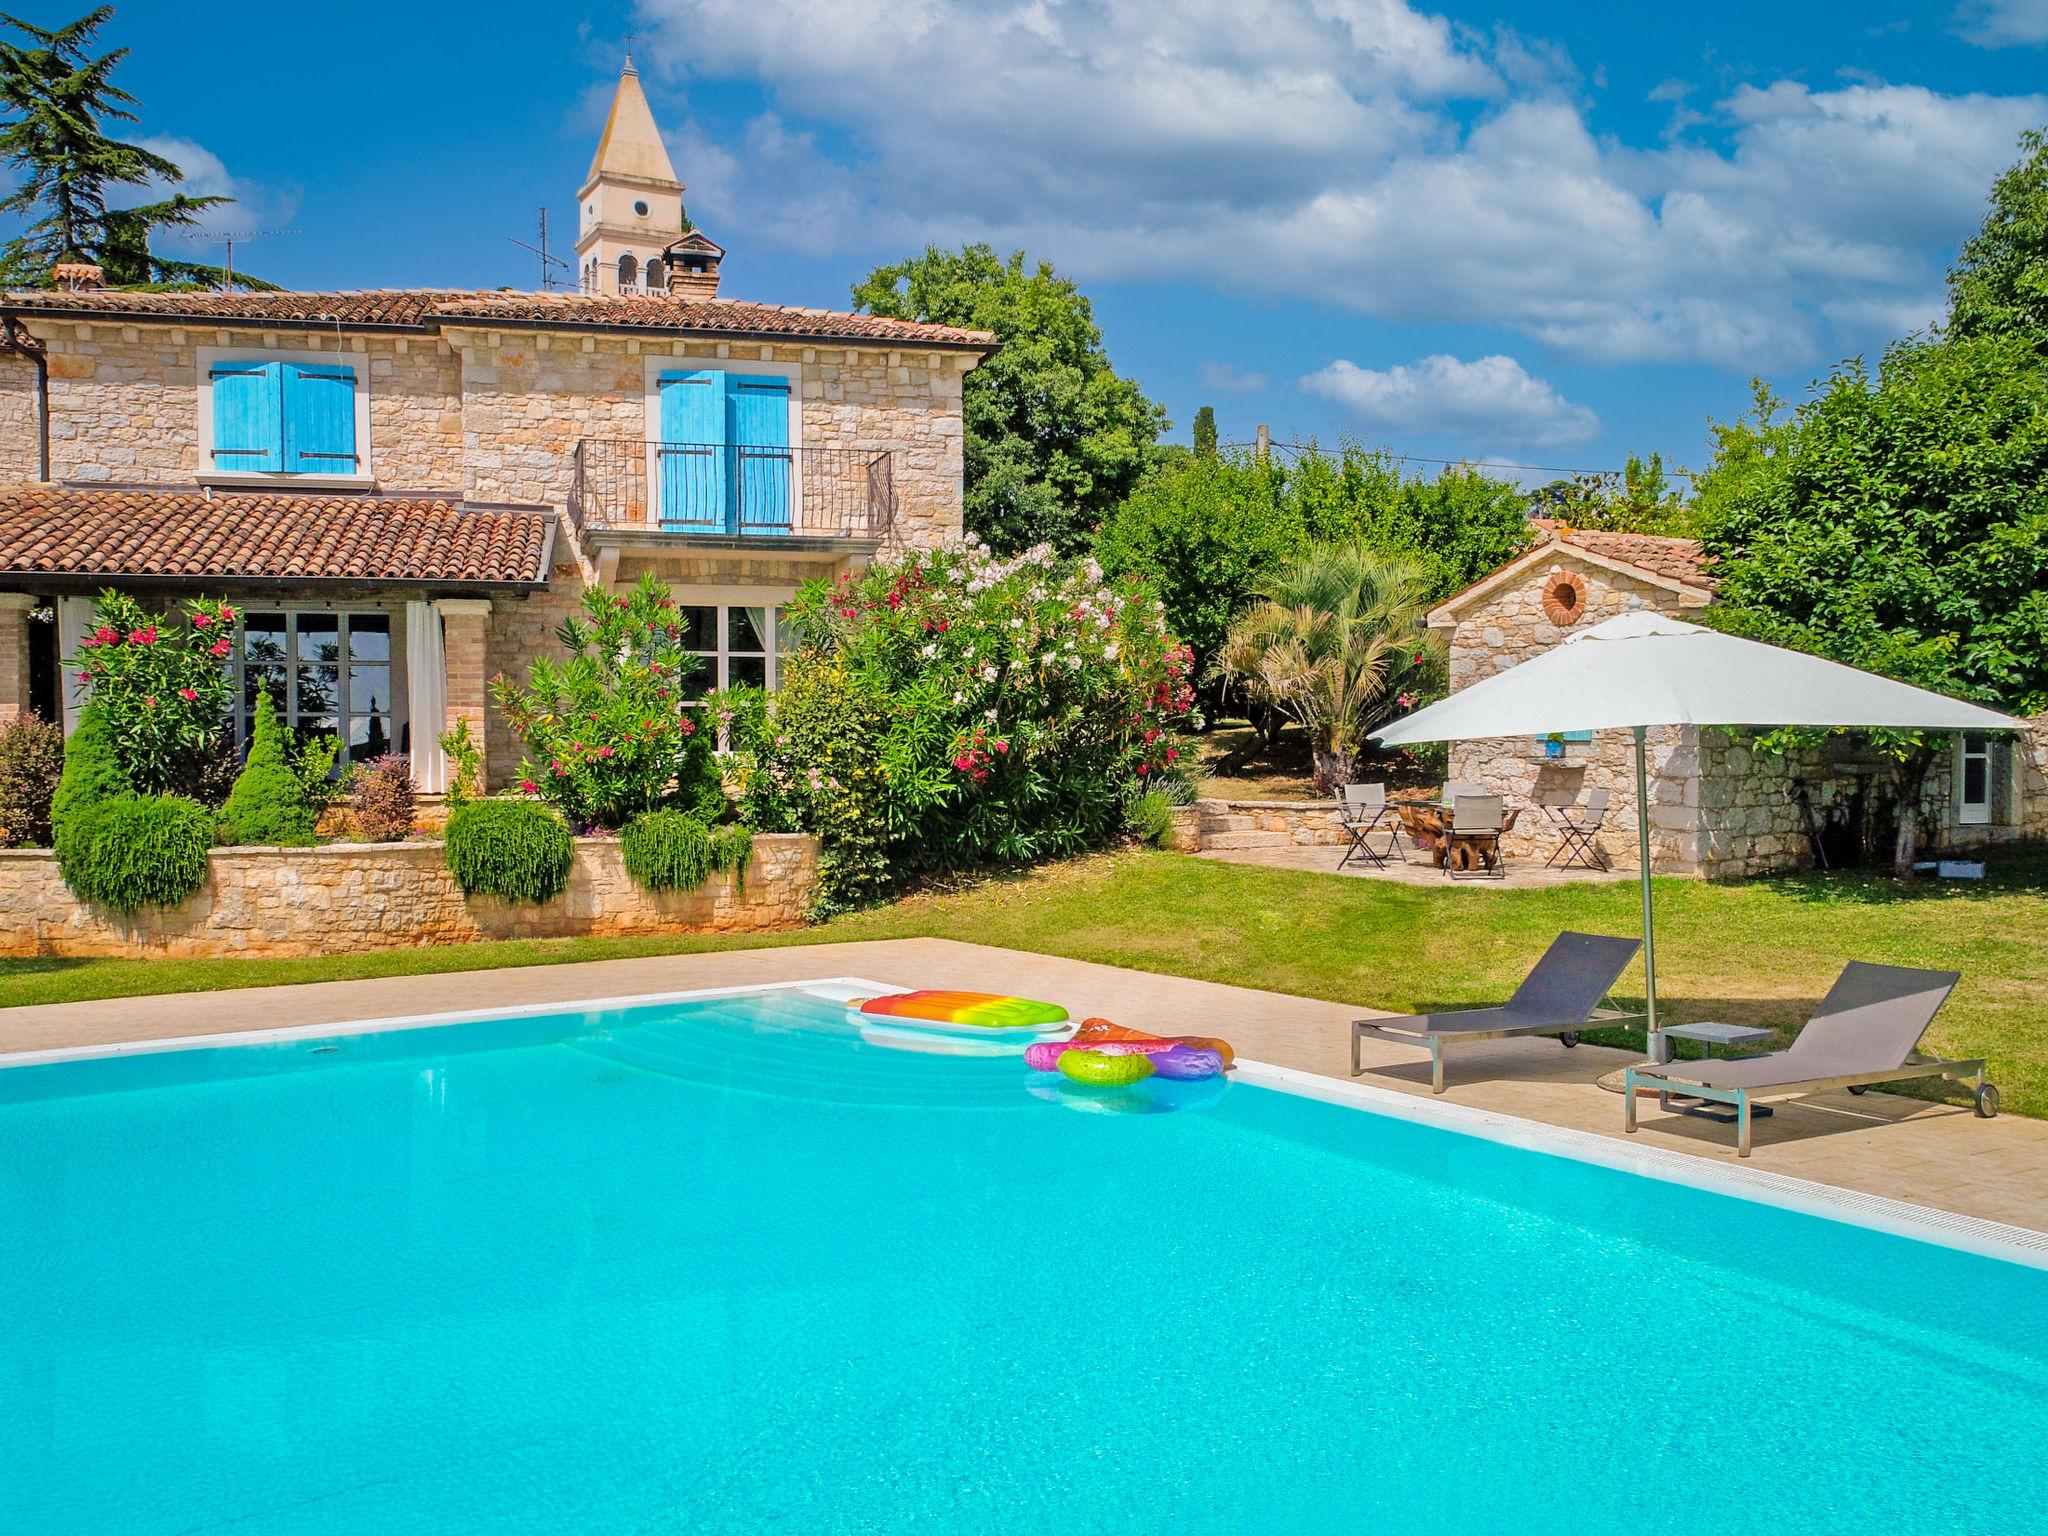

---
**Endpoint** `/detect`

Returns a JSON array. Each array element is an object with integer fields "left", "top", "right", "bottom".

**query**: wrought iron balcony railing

[{"left": 571, "top": 438, "right": 896, "bottom": 540}]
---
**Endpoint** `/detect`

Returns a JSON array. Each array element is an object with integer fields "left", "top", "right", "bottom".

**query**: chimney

[
  {"left": 662, "top": 228, "right": 726, "bottom": 302},
  {"left": 52, "top": 262, "right": 104, "bottom": 292}
]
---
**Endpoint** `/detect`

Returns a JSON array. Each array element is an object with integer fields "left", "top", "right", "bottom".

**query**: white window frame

[
  {"left": 1957, "top": 733, "right": 1994, "bottom": 826},
  {"left": 196, "top": 343, "right": 375, "bottom": 489},
  {"left": 230, "top": 604, "right": 405, "bottom": 769},
  {"left": 642, "top": 352, "right": 805, "bottom": 531}
]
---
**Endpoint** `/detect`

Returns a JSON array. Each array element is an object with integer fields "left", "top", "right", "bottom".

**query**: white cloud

[
  {"left": 634, "top": 0, "right": 2045, "bottom": 369},
  {"left": 132, "top": 136, "right": 299, "bottom": 248},
  {"left": 1954, "top": 0, "right": 2048, "bottom": 46},
  {"left": 1197, "top": 360, "right": 1270, "bottom": 394},
  {"left": 1302, "top": 353, "right": 1601, "bottom": 448}
]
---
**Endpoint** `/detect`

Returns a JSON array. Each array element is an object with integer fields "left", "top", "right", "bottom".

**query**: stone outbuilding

[{"left": 1430, "top": 527, "right": 2048, "bottom": 876}]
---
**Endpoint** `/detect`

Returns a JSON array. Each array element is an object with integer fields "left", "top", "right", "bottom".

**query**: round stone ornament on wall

[{"left": 1541, "top": 569, "right": 1590, "bottom": 626}]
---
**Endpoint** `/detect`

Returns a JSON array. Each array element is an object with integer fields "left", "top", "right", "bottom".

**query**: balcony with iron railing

[{"left": 570, "top": 438, "right": 895, "bottom": 545}]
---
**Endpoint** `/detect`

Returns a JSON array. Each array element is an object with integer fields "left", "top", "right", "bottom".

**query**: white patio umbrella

[{"left": 1371, "top": 610, "right": 2019, "bottom": 1059}]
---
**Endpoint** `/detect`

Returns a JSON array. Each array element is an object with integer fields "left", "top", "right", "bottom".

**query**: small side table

[{"left": 1655, "top": 1022, "right": 1777, "bottom": 1123}]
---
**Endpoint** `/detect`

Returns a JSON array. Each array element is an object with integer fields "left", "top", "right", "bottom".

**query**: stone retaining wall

[
  {"left": 1169, "top": 798, "right": 1349, "bottom": 853},
  {"left": 0, "top": 833, "right": 816, "bottom": 959}
]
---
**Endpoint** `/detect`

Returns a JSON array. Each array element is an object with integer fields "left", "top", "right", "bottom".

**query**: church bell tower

[{"left": 574, "top": 54, "right": 686, "bottom": 295}]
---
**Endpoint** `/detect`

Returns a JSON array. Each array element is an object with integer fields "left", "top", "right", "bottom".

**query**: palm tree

[{"left": 1212, "top": 545, "right": 1440, "bottom": 794}]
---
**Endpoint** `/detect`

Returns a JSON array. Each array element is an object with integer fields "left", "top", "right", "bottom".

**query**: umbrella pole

[{"left": 1633, "top": 725, "right": 1665, "bottom": 1064}]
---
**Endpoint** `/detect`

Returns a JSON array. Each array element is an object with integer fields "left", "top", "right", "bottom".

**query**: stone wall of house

[
  {"left": 1444, "top": 551, "right": 2048, "bottom": 877},
  {"left": 0, "top": 833, "right": 817, "bottom": 959},
  {"left": 449, "top": 329, "right": 968, "bottom": 549},
  {"left": 0, "top": 322, "right": 465, "bottom": 489},
  {"left": 1445, "top": 552, "right": 1707, "bottom": 872}
]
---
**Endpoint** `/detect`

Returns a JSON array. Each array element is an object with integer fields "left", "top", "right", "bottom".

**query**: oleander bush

[
  {"left": 729, "top": 541, "right": 1195, "bottom": 913},
  {"left": 347, "top": 754, "right": 416, "bottom": 842},
  {"left": 217, "top": 693, "right": 319, "bottom": 847},
  {"left": 620, "top": 808, "right": 754, "bottom": 892},
  {"left": 443, "top": 798, "right": 573, "bottom": 903},
  {"left": 65, "top": 590, "right": 239, "bottom": 794},
  {"left": 60, "top": 792, "right": 214, "bottom": 910},
  {"left": 0, "top": 713, "right": 64, "bottom": 847},
  {"left": 495, "top": 571, "right": 722, "bottom": 831}
]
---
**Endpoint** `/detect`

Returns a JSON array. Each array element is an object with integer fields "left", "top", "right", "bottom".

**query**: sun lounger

[
  {"left": 1624, "top": 961, "right": 1995, "bottom": 1156},
  {"left": 1354, "top": 931, "right": 1642, "bottom": 1092}
]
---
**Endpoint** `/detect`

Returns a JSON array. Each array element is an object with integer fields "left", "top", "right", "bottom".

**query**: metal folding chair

[
  {"left": 1337, "top": 782, "right": 1404, "bottom": 869},
  {"left": 1547, "top": 788, "right": 1611, "bottom": 871},
  {"left": 1447, "top": 794, "right": 1507, "bottom": 879}
]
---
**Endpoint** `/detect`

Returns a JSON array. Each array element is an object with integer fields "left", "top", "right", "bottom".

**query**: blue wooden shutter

[
  {"left": 657, "top": 370, "right": 726, "bottom": 530},
  {"left": 209, "top": 361, "right": 283, "bottom": 472},
  {"left": 282, "top": 362, "right": 358, "bottom": 474},
  {"left": 728, "top": 374, "right": 792, "bottom": 534}
]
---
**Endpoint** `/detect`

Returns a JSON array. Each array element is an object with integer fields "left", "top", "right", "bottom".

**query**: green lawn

[{"left": 4, "top": 847, "right": 2045, "bottom": 1116}]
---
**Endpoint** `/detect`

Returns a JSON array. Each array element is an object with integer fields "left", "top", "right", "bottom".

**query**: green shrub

[
  {"left": 218, "top": 693, "right": 318, "bottom": 846},
  {"left": 622, "top": 809, "right": 714, "bottom": 890},
  {"left": 1128, "top": 789, "right": 1176, "bottom": 848},
  {"left": 0, "top": 713, "right": 65, "bottom": 847},
  {"left": 710, "top": 822, "right": 754, "bottom": 880},
  {"left": 443, "top": 798, "right": 573, "bottom": 903},
  {"left": 52, "top": 706, "right": 129, "bottom": 882},
  {"left": 620, "top": 810, "right": 755, "bottom": 892},
  {"left": 62, "top": 792, "right": 213, "bottom": 910},
  {"left": 440, "top": 717, "right": 485, "bottom": 807}
]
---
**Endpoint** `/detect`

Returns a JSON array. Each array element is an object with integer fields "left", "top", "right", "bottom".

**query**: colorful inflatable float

[
  {"left": 849, "top": 989, "right": 1073, "bottom": 1057},
  {"left": 1026, "top": 1016, "right": 1235, "bottom": 1101}
]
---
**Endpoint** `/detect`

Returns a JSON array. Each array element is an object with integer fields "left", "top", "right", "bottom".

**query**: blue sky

[{"left": 43, "top": 0, "right": 2048, "bottom": 482}]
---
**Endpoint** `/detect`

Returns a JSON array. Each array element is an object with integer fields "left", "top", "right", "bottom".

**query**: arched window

[
  {"left": 644, "top": 258, "right": 665, "bottom": 293},
  {"left": 617, "top": 253, "right": 638, "bottom": 292}
]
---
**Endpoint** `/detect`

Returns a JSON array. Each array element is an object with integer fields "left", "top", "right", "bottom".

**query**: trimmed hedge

[
  {"left": 217, "top": 692, "right": 317, "bottom": 846},
  {"left": 0, "top": 713, "right": 64, "bottom": 847},
  {"left": 61, "top": 793, "right": 215, "bottom": 910},
  {"left": 443, "top": 798, "right": 573, "bottom": 903},
  {"left": 621, "top": 810, "right": 755, "bottom": 892},
  {"left": 52, "top": 706, "right": 130, "bottom": 885}
]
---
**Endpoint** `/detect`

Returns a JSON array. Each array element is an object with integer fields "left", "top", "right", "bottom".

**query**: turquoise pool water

[{"left": 4, "top": 984, "right": 2046, "bottom": 1535}]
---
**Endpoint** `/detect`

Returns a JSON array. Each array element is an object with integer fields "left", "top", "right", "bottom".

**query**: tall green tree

[
  {"left": 1947, "top": 126, "right": 2047, "bottom": 345},
  {"left": 1696, "top": 126, "right": 2048, "bottom": 872},
  {"left": 1192, "top": 404, "right": 1218, "bottom": 456},
  {"left": 0, "top": 7, "right": 261, "bottom": 288},
  {"left": 852, "top": 244, "right": 1167, "bottom": 554}
]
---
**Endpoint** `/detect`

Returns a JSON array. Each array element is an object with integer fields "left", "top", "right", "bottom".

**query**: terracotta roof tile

[
  {"left": 0, "top": 488, "right": 551, "bottom": 587},
  {"left": 2, "top": 287, "right": 998, "bottom": 350},
  {"left": 1558, "top": 528, "right": 1715, "bottom": 589}
]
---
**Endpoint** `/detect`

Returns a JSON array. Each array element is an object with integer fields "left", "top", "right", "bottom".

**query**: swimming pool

[{"left": 4, "top": 980, "right": 2045, "bottom": 1535}]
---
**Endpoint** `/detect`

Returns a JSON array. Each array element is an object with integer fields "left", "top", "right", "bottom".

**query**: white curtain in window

[
  {"left": 406, "top": 599, "right": 447, "bottom": 792},
  {"left": 56, "top": 595, "right": 95, "bottom": 733}
]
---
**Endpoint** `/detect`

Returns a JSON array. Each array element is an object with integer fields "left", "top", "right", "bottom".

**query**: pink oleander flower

[
  {"left": 178, "top": 687, "right": 197, "bottom": 702},
  {"left": 193, "top": 612, "right": 212, "bottom": 629},
  {"left": 211, "top": 638, "right": 231, "bottom": 657},
  {"left": 93, "top": 625, "right": 117, "bottom": 645},
  {"left": 596, "top": 745, "right": 615, "bottom": 759},
  {"left": 143, "top": 694, "right": 157, "bottom": 708},
  {"left": 519, "top": 779, "right": 539, "bottom": 795}
]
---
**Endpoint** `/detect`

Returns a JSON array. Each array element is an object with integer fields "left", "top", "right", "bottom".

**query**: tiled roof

[
  {"left": 1557, "top": 528, "right": 1715, "bottom": 589},
  {"left": 0, "top": 487, "right": 552, "bottom": 587},
  {"left": 1, "top": 287, "right": 998, "bottom": 350}
]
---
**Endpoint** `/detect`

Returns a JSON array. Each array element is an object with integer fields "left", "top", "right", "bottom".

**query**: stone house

[
  {"left": 1432, "top": 527, "right": 2048, "bottom": 876},
  {"left": 0, "top": 64, "right": 994, "bottom": 790}
]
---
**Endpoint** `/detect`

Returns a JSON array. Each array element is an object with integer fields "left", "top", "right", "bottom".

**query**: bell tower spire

[{"left": 573, "top": 54, "right": 685, "bottom": 295}]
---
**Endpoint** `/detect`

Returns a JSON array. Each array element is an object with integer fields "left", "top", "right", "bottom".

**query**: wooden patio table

[{"left": 1390, "top": 796, "right": 1522, "bottom": 873}]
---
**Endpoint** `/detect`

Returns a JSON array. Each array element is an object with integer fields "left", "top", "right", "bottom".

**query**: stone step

[{"left": 1199, "top": 830, "right": 1290, "bottom": 850}]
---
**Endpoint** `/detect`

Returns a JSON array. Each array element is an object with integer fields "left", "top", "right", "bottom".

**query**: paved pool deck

[{"left": 5, "top": 936, "right": 2045, "bottom": 1234}]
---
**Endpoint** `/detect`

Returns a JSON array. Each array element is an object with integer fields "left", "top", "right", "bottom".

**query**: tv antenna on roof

[
  {"left": 177, "top": 228, "right": 299, "bottom": 291},
  {"left": 508, "top": 207, "right": 573, "bottom": 291}
]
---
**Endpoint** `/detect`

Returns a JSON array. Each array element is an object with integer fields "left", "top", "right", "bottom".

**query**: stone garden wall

[
  {"left": 0, "top": 833, "right": 816, "bottom": 959},
  {"left": 1168, "top": 799, "right": 1349, "bottom": 853}
]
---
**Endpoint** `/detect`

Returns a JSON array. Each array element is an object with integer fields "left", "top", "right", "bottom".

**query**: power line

[{"left": 1216, "top": 440, "right": 1699, "bottom": 483}]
